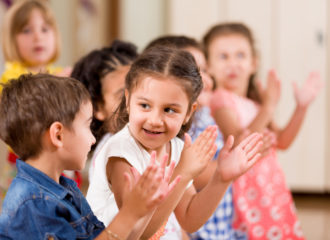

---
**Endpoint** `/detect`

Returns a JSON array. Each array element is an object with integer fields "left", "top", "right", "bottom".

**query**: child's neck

[
  {"left": 26, "top": 64, "right": 48, "bottom": 73},
  {"left": 26, "top": 154, "right": 64, "bottom": 183}
]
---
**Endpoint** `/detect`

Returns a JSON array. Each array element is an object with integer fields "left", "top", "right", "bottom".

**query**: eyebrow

[{"left": 137, "top": 96, "right": 182, "bottom": 108}]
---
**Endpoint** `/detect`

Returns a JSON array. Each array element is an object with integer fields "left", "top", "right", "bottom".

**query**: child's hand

[
  {"left": 177, "top": 126, "right": 218, "bottom": 180},
  {"left": 216, "top": 132, "right": 263, "bottom": 182},
  {"left": 259, "top": 128, "right": 277, "bottom": 157},
  {"left": 121, "top": 151, "right": 181, "bottom": 218},
  {"left": 56, "top": 67, "right": 72, "bottom": 77},
  {"left": 257, "top": 69, "right": 281, "bottom": 109},
  {"left": 293, "top": 71, "right": 323, "bottom": 108}
]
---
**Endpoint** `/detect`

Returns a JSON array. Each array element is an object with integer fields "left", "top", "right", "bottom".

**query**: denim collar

[{"left": 16, "top": 159, "right": 74, "bottom": 200}]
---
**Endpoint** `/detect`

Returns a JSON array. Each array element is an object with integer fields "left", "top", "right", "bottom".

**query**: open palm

[
  {"left": 216, "top": 133, "right": 262, "bottom": 182},
  {"left": 293, "top": 71, "right": 323, "bottom": 107}
]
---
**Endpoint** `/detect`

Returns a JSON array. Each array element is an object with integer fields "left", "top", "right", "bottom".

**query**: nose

[
  {"left": 33, "top": 29, "right": 43, "bottom": 41},
  {"left": 91, "top": 133, "right": 96, "bottom": 146},
  {"left": 148, "top": 109, "right": 163, "bottom": 127}
]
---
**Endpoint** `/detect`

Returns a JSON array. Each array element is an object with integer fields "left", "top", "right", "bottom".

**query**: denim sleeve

[{"left": 3, "top": 198, "right": 102, "bottom": 240}]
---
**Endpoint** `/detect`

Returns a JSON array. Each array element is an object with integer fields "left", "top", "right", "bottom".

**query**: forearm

[
  {"left": 193, "top": 160, "right": 217, "bottom": 191},
  {"left": 247, "top": 104, "right": 275, "bottom": 134},
  {"left": 96, "top": 206, "right": 139, "bottom": 240},
  {"left": 277, "top": 105, "right": 307, "bottom": 150},
  {"left": 177, "top": 173, "right": 231, "bottom": 232},
  {"left": 140, "top": 173, "right": 191, "bottom": 239}
]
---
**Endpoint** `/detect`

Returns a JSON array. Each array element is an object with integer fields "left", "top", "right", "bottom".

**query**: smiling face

[
  {"left": 127, "top": 75, "right": 193, "bottom": 155},
  {"left": 15, "top": 8, "right": 56, "bottom": 70},
  {"left": 61, "top": 101, "right": 96, "bottom": 170},
  {"left": 207, "top": 34, "right": 256, "bottom": 96}
]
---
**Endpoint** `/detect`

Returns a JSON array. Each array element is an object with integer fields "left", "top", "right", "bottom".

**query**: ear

[
  {"left": 49, "top": 122, "right": 64, "bottom": 148},
  {"left": 124, "top": 89, "right": 129, "bottom": 113},
  {"left": 184, "top": 102, "right": 198, "bottom": 124},
  {"left": 94, "top": 104, "right": 106, "bottom": 121},
  {"left": 251, "top": 56, "right": 259, "bottom": 74}
]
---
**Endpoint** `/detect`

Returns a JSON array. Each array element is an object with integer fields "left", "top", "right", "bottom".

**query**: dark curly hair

[{"left": 71, "top": 40, "right": 138, "bottom": 145}]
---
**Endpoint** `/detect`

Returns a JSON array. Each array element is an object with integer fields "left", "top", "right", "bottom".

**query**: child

[
  {"left": 0, "top": 73, "right": 179, "bottom": 239},
  {"left": 86, "top": 45, "right": 263, "bottom": 239},
  {"left": 0, "top": 0, "right": 76, "bottom": 190},
  {"left": 203, "top": 22, "right": 322, "bottom": 239},
  {"left": 144, "top": 35, "right": 244, "bottom": 240},
  {"left": 70, "top": 39, "right": 138, "bottom": 179}
]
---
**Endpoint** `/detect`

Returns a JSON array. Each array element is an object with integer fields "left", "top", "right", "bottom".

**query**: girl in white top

[{"left": 87, "top": 46, "right": 263, "bottom": 239}]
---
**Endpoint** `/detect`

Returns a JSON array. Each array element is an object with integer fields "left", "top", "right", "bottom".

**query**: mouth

[
  {"left": 33, "top": 46, "right": 44, "bottom": 53},
  {"left": 143, "top": 128, "right": 163, "bottom": 135},
  {"left": 228, "top": 73, "right": 238, "bottom": 78}
]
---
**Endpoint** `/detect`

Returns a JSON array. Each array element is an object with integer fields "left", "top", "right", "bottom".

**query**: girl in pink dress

[{"left": 203, "top": 22, "right": 322, "bottom": 239}]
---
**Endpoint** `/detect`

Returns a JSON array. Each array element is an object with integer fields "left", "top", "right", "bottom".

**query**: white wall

[{"left": 164, "top": 0, "right": 329, "bottom": 192}]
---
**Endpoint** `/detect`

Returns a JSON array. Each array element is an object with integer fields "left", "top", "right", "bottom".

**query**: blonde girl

[{"left": 0, "top": 0, "right": 75, "bottom": 194}]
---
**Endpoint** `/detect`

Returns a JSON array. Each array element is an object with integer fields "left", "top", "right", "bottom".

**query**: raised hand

[
  {"left": 293, "top": 71, "right": 323, "bottom": 108},
  {"left": 121, "top": 151, "right": 181, "bottom": 218},
  {"left": 256, "top": 69, "right": 281, "bottom": 109},
  {"left": 177, "top": 125, "right": 218, "bottom": 180},
  {"left": 259, "top": 128, "right": 277, "bottom": 157},
  {"left": 216, "top": 132, "right": 263, "bottom": 182}
]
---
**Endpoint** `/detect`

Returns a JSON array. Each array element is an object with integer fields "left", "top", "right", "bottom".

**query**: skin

[
  {"left": 95, "top": 65, "right": 130, "bottom": 121},
  {"left": 207, "top": 34, "right": 257, "bottom": 97},
  {"left": 107, "top": 75, "right": 263, "bottom": 239},
  {"left": 25, "top": 100, "right": 179, "bottom": 240},
  {"left": 208, "top": 34, "right": 323, "bottom": 150},
  {"left": 15, "top": 9, "right": 56, "bottom": 72}
]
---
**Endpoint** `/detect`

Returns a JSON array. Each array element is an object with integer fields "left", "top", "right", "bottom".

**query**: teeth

[{"left": 145, "top": 129, "right": 161, "bottom": 134}]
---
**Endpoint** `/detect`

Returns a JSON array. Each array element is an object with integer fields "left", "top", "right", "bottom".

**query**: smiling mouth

[{"left": 143, "top": 128, "right": 163, "bottom": 135}]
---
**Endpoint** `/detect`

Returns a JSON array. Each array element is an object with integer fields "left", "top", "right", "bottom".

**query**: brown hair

[
  {"left": 0, "top": 73, "right": 90, "bottom": 160},
  {"left": 2, "top": 0, "right": 61, "bottom": 63},
  {"left": 203, "top": 22, "right": 261, "bottom": 102},
  {"left": 111, "top": 46, "right": 203, "bottom": 137},
  {"left": 144, "top": 35, "right": 203, "bottom": 52}
]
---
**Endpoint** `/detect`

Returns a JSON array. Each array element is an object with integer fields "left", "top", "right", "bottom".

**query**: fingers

[
  {"left": 164, "top": 160, "right": 175, "bottom": 183},
  {"left": 246, "top": 153, "right": 262, "bottom": 170},
  {"left": 183, "top": 133, "right": 192, "bottom": 149},
  {"left": 223, "top": 135, "right": 235, "bottom": 151},
  {"left": 123, "top": 172, "right": 133, "bottom": 192},
  {"left": 238, "top": 132, "right": 261, "bottom": 149},
  {"left": 246, "top": 140, "right": 263, "bottom": 161},
  {"left": 167, "top": 175, "right": 181, "bottom": 195},
  {"left": 150, "top": 151, "right": 156, "bottom": 165}
]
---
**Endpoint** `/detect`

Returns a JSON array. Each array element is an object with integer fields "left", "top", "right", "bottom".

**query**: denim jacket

[{"left": 0, "top": 160, "right": 105, "bottom": 239}]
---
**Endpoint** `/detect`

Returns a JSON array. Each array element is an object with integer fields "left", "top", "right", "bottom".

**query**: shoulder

[
  {"left": 1, "top": 62, "right": 28, "bottom": 85},
  {"left": 210, "top": 88, "right": 238, "bottom": 115},
  {"left": 93, "top": 125, "right": 147, "bottom": 173}
]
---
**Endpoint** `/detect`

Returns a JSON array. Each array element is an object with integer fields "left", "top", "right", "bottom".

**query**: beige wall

[{"left": 0, "top": 0, "right": 329, "bottom": 192}]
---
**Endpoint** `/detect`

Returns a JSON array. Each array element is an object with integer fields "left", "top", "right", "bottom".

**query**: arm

[
  {"left": 174, "top": 133, "right": 263, "bottom": 232},
  {"left": 100, "top": 152, "right": 180, "bottom": 240},
  {"left": 213, "top": 69, "right": 281, "bottom": 140},
  {"left": 274, "top": 72, "right": 322, "bottom": 150},
  {"left": 136, "top": 126, "right": 218, "bottom": 239}
]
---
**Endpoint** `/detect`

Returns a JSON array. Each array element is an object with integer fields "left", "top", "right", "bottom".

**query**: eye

[
  {"left": 164, "top": 108, "right": 175, "bottom": 114},
  {"left": 237, "top": 52, "right": 245, "bottom": 59},
  {"left": 219, "top": 53, "right": 227, "bottom": 60},
  {"left": 21, "top": 27, "right": 31, "bottom": 34},
  {"left": 140, "top": 103, "right": 150, "bottom": 109},
  {"left": 42, "top": 26, "right": 50, "bottom": 33}
]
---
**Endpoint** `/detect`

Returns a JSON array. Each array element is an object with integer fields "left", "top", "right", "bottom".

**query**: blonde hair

[{"left": 1, "top": 0, "right": 61, "bottom": 63}]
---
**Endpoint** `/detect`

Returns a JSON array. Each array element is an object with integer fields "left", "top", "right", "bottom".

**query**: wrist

[{"left": 212, "top": 169, "right": 232, "bottom": 185}]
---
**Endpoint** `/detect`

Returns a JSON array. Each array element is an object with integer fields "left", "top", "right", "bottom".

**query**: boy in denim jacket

[{"left": 0, "top": 73, "right": 178, "bottom": 240}]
